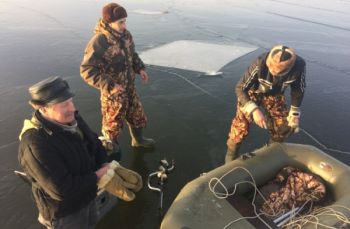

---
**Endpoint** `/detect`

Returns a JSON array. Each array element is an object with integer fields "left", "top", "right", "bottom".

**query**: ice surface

[
  {"left": 132, "top": 9, "right": 168, "bottom": 15},
  {"left": 139, "top": 40, "right": 257, "bottom": 73}
]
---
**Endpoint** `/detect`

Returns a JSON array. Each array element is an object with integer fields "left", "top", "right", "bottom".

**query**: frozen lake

[{"left": 0, "top": 0, "right": 350, "bottom": 228}]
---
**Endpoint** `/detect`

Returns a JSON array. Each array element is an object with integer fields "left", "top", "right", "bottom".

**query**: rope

[
  {"left": 147, "top": 65, "right": 218, "bottom": 99},
  {"left": 282, "top": 205, "right": 350, "bottom": 229},
  {"left": 146, "top": 65, "right": 234, "bottom": 107},
  {"left": 147, "top": 65, "right": 349, "bottom": 157},
  {"left": 208, "top": 167, "right": 277, "bottom": 229},
  {"left": 208, "top": 167, "right": 350, "bottom": 229},
  {"left": 300, "top": 128, "right": 350, "bottom": 155}
]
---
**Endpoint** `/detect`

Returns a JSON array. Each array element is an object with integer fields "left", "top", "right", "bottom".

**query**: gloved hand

[
  {"left": 98, "top": 136, "right": 122, "bottom": 161},
  {"left": 97, "top": 169, "right": 136, "bottom": 201},
  {"left": 98, "top": 136, "right": 113, "bottom": 151},
  {"left": 287, "top": 106, "right": 300, "bottom": 130},
  {"left": 109, "top": 161, "right": 143, "bottom": 192},
  {"left": 97, "top": 161, "right": 143, "bottom": 201}
]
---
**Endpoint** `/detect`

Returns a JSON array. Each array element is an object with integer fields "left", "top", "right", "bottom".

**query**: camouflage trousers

[
  {"left": 261, "top": 166, "right": 326, "bottom": 216},
  {"left": 228, "top": 92, "right": 289, "bottom": 144},
  {"left": 101, "top": 89, "right": 147, "bottom": 141}
]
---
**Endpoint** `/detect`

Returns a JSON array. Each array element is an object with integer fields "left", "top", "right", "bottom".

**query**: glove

[
  {"left": 287, "top": 106, "right": 300, "bottom": 130},
  {"left": 97, "top": 161, "right": 142, "bottom": 201},
  {"left": 109, "top": 161, "right": 143, "bottom": 192},
  {"left": 98, "top": 136, "right": 122, "bottom": 161},
  {"left": 97, "top": 169, "right": 136, "bottom": 201},
  {"left": 98, "top": 136, "right": 114, "bottom": 151}
]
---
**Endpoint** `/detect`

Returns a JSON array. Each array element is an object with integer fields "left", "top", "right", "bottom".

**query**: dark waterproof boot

[
  {"left": 225, "top": 140, "right": 241, "bottom": 164},
  {"left": 129, "top": 127, "right": 155, "bottom": 148}
]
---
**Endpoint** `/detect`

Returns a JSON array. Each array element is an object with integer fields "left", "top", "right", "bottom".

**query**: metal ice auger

[{"left": 147, "top": 158, "right": 175, "bottom": 218}]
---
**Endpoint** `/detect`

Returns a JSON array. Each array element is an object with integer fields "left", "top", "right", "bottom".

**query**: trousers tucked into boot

[{"left": 129, "top": 127, "right": 155, "bottom": 148}]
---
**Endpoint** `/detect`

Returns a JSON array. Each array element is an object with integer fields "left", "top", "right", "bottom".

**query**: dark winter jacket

[
  {"left": 18, "top": 111, "right": 107, "bottom": 221},
  {"left": 236, "top": 52, "right": 306, "bottom": 111}
]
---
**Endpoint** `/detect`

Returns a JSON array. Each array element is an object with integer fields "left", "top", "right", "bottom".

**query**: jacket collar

[
  {"left": 94, "top": 19, "right": 124, "bottom": 40},
  {"left": 33, "top": 110, "right": 79, "bottom": 135}
]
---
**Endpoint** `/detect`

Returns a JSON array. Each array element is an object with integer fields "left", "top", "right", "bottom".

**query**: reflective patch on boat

[{"left": 319, "top": 162, "right": 333, "bottom": 172}]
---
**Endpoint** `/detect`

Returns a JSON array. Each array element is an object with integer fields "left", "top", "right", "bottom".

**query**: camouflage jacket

[
  {"left": 236, "top": 53, "right": 306, "bottom": 109},
  {"left": 80, "top": 19, "right": 145, "bottom": 94}
]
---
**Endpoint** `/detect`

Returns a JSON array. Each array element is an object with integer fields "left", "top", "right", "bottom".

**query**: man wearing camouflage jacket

[
  {"left": 80, "top": 3, "right": 155, "bottom": 151},
  {"left": 225, "top": 45, "right": 306, "bottom": 163}
]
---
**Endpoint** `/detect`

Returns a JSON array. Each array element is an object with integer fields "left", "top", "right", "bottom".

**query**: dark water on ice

[{"left": 1, "top": 0, "right": 350, "bottom": 228}]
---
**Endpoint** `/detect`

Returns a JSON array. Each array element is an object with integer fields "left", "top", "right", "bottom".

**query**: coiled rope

[{"left": 208, "top": 166, "right": 350, "bottom": 228}]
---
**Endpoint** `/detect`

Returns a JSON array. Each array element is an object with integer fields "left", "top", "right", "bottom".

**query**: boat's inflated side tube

[{"left": 161, "top": 143, "right": 350, "bottom": 229}]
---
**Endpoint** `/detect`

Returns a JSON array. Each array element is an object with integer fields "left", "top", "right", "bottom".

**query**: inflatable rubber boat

[{"left": 161, "top": 143, "right": 350, "bottom": 228}]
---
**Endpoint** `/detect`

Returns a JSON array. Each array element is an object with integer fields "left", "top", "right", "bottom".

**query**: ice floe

[{"left": 140, "top": 40, "right": 257, "bottom": 73}]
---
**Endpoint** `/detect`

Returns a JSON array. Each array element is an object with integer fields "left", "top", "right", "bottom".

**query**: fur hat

[
  {"left": 102, "top": 3, "right": 127, "bottom": 23},
  {"left": 29, "top": 76, "right": 74, "bottom": 107},
  {"left": 266, "top": 45, "right": 296, "bottom": 76}
]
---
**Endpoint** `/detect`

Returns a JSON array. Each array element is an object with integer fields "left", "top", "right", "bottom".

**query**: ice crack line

[
  {"left": 268, "top": 12, "right": 350, "bottom": 32},
  {"left": 148, "top": 65, "right": 217, "bottom": 98}
]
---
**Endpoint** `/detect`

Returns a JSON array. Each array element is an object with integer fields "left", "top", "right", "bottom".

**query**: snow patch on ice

[{"left": 140, "top": 40, "right": 257, "bottom": 73}]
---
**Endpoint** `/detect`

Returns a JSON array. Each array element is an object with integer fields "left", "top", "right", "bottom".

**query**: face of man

[
  {"left": 40, "top": 98, "right": 76, "bottom": 125},
  {"left": 109, "top": 18, "right": 127, "bottom": 33}
]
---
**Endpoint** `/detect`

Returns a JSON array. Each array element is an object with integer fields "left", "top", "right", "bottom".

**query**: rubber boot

[
  {"left": 129, "top": 127, "right": 155, "bottom": 148},
  {"left": 225, "top": 140, "right": 241, "bottom": 164}
]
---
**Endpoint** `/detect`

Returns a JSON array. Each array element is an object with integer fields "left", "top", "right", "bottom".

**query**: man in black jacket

[
  {"left": 225, "top": 45, "right": 306, "bottom": 163},
  {"left": 18, "top": 76, "right": 111, "bottom": 229}
]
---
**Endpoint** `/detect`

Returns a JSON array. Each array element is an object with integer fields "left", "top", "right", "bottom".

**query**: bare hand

[
  {"left": 139, "top": 70, "right": 149, "bottom": 83},
  {"left": 95, "top": 166, "right": 109, "bottom": 179},
  {"left": 110, "top": 85, "right": 125, "bottom": 95},
  {"left": 252, "top": 109, "right": 267, "bottom": 129}
]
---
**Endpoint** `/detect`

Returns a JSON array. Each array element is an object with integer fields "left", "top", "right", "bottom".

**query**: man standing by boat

[
  {"left": 80, "top": 2, "right": 155, "bottom": 154},
  {"left": 225, "top": 45, "right": 306, "bottom": 163},
  {"left": 18, "top": 76, "right": 142, "bottom": 228}
]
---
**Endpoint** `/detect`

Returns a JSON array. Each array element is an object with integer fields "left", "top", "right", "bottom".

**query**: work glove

[
  {"left": 109, "top": 160, "right": 143, "bottom": 192},
  {"left": 287, "top": 106, "right": 300, "bottom": 132},
  {"left": 98, "top": 136, "right": 114, "bottom": 151},
  {"left": 97, "top": 161, "right": 143, "bottom": 201},
  {"left": 98, "top": 136, "right": 122, "bottom": 161}
]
